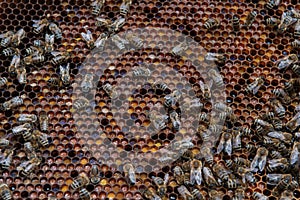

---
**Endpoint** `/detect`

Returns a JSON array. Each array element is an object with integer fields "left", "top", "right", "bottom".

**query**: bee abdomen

[{"left": 0, "top": 77, "right": 8, "bottom": 87}]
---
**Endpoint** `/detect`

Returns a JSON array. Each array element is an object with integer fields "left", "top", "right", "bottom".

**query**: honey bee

[
  {"left": 236, "top": 167, "right": 256, "bottom": 184},
  {"left": 123, "top": 163, "right": 136, "bottom": 185},
  {"left": 32, "top": 17, "right": 50, "bottom": 34},
  {"left": 191, "top": 189, "right": 205, "bottom": 200},
  {"left": 177, "top": 185, "right": 194, "bottom": 200},
  {"left": 152, "top": 81, "right": 170, "bottom": 92},
  {"left": 102, "top": 82, "right": 118, "bottom": 98},
  {"left": 0, "top": 77, "right": 8, "bottom": 87},
  {"left": 234, "top": 157, "right": 251, "bottom": 167},
  {"left": 232, "top": 15, "right": 240, "bottom": 31},
  {"left": 270, "top": 150, "right": 283, "bottom": 159},
  {"left": 132, "top": 66, "right": 151, "bottom": 78},
  {"left": 271, "top": 88, "right": 291, "bottom": 104},
  {"left": 244, "top": 11, "right": 257, "bottom": 28},
  {"left": 8, "top": 53, "right": 21, "bottom": 77},
  {"left": 79, "top": 188, "right": 90, "bottom": 200},
  {"left": 276, "top": 54, "right": 298, "bottom": 70},
  {"left": 39, "top": 111, "right": 49, "bottom": 132},
  {"left": 44, "top": 33, "right": 55, "bottom": 53},
  {"left": 0, "top": 183, "right": 12, "bottom": 200},
  {"left": 95, "top": 17, "right": 111, "bottom": 27},
  {"left": 171, "top": 138, "right": 194, "bottom": 155},
  {"left": 239, "top": 127, "right": 252, "bottom": 137},
  {"left": 278, "top": 11, "right": 297, "bottom": 33},
  {"left": 284, "top": 80, "right": 297, "bottom": 98},
  {"left": 0, "top": 149, "right": 14, "bottom": 170},
  {"left": 80, "top": 73, "right": 94, "bottom": 93},
  {"left": 143, "top": 188, "right": 162, "bottom": 200},
  {"left": 35, "top": 130, "right": 49, "bottom": 147},
  {"left": 266, "top": 0, "right": 281, "bottom": 9},
  {"left": 245, "top": 77, "right": 264, "bottom": 95},
  {"left": 24, "top": 142, "right": 35, "bottom": 157},
  {"left": 109, "top": 17, "right": 126, "bottom": 33},
  {"left": 2, "top": 47, "right": 19, "bottom": 57},
  {"left": 189, "top": 159, "right": 202, "bottom": 185},
  {"left": 12, "top": 123, "right": 31, "bottom": 136},
  {"left": 267, "top": 131, "right": 292, "bottom": 145},
  {"left": 208, "top": 190, "right": 223, "bottom": 200},
  {"left": 18, "top": 114, "right": 38, "bottom": 123},
  {"left": 0, "top": 31, "right": 14, "bottom": 47},
  {"left": 73, "top": 97, "right": 89, "bottom": 110},
  {"left": 205, "top": 52, "right": 226, "bottom": 65},
  {"left": 266, "top": 158, "right": 289, "bottom": 173},
  {"left": 290, "top": 142, "right": 300, "bottom": 166},
  {"left": 200, "top": 146, "right": 214, "bottom": 165},
  {"left": 1, "top": 95, "right": 24, "bottom": 110},
  {"left": 22, "top": 130, "right": 33, "bottom": 142},
  {"left": 126, "top": 33, "right": 144, "bottom": 49},
  {"left": 169, "top": 110, "right": 181, "bottom": 131},
  {"left": 90, "top": 164, "right": 101, "bottom": 184},
  {"left": 280, "top": 190, "right": 294, "bottom": 200},
  {"left": 199, "top": 80, "right": 212, "bottom": 100},
  {"left": 173, "top": 166, "right": 184, "bottom": 185},
  {"left": 203, "top": 18, "right": 220, "bottom": 29},
  {"left": 11, "top": 28, "right": 25, "bottom": 46},
  {"left": 286, "top": 111, "right": 300, "bottom": 132},
  {"left": 81, "top": 29, "right": 95, "bottom": 49},
  {"left": 212, "top": 162, "right": 231, "bottom": 181},
  {"left": 23, "top": 54, "right": 45, "bottom": 65},
  {"left": 273, "top": 174, "right": 293, "bottom": 195},
  {"left": 250, "top": 147, "right": 268, "bottom": 172},
  {"left": 0, "top": 138, "right": 9, "bottom": 147},
  {"left": 252, "top": 191, "right": 268, "bottom": 200},
  {"left": 91, "top": 0, "right": 105, "bottom": 16},
  {"left": 270, "top": 98, "right": 285, "bottom": 119},
  {"left": 216, "top": 131, "right": 232, "bottom": 155},
  {"left": 232, "top": 130, "right": 242, "bottom": 151},
  {"left": 17, "top": 67, "right": 26, "bottom": 84},
  {"left": 294, "top": 20, "right": 300, "bottom": 38},
  {"left": 164, "top": 90, "right": 181, "bottom": 108},
  {"left": 70, "top": 173, "right": 90, "bottom": 190},
  {"left": 60, "top": 64, "right": 71, "bottom": 85},
  {"left": 233, "top": 187, "right": 245, "bottom": 200},
  {"left": 18, "top": 157, "right": 41, "bottom": 176},
  {"left": 51, "top": 51, "right": 70, "bottom": 66},
  {"left": 208, "top": 69, "right": 223, "bottom": 87},
  {"left": 111, "top": 34, "right": 129, "bottom": 51},
  {"left": 47, "top": 77, "right": 60, "bottom": 86},
  {"left": 48, "top": 22, "right": 62, "bottom": 40},
  {"left": 224, "top": 177, "right": 241, "bottom": 189},
  {"left": 120, "top": 0, "right": 132, "bottom": 16},
  {"left": 265, "top": 17, "right": 281, "bottom": 27},
  {"left": 245, "top": 143, "right": 257, "bottom": 153},
  {"left": 148, "top": 111, "right": 168, "bottom": 131},
  {"left": 25, "top": 45, "right": 44, "bottom": 56},
  {"left": 203, "top": 166, "right": 219, "bottom": 187},
  {"left": 171, "top": 42, "right": 188, "bottom": 57},
  {"left": 291, "top": 63, "right": 300, "bottom": 76},
  {"left": 94, "top": 32, "right": 108, "bottom": 50},
  {"left": 291, "top": 39, "right": 300, "bottom": 49},
  {"left": 152, "top": 173, "right": 169, "bottom": 197}
]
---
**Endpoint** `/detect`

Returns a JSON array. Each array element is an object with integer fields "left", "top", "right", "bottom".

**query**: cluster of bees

[{"left": 0, "top": 110, "right": 50, "bottom": 200}]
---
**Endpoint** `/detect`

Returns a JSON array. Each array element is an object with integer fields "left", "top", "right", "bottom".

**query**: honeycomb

[{"left": 0, "top": 0, "right": 300, "bottom": 199}]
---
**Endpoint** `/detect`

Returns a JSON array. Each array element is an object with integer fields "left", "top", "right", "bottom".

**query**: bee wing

[
  {"left": 45, "top": 34, "right": 54, "bottom": 43},
  {"left": 51, "top": 51, "right": 62, "bottom": 56},
  {"left": 258, "top": 156, "right": 267, "bottom": 172},
  {"left": 128, "top": 166, "right": 136, "bottom": 183},
  {"left": 32, "top": 20, "right": 40, "bottom": 27},
  {"left": 216, "top": 134, "right": 225, "bottom": 154},
  {"left": 199, "top": 80, "right": 205, "bottom": 92},
  {"left": 267, "top": 131, "right": 284, "bottom": 140},
  {"left": 252, "top": 84, "right": 260, "bottom": 94},
  {"left": 266, "top": 174, "right": 282, "bottom": 185},
  {"left": 290, "top": 143, "right": 300, "bottom": 165},
  {"left": 0, "top": 33, "right": 7, "bottom": 38},
  {"left": 224, "top": 138, "right": 232, "bottom": 155},
  {"left": 250, "top": 155, "right": 259, "bottom": 172},
  {"left": 164, "top": 173, "right": 169, "bottom": 185},
  {"left": 90, "top": 0, "right": 99, "bottom": 7}
]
